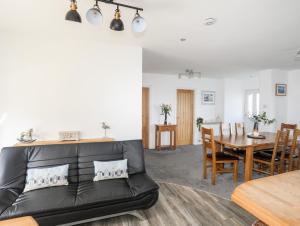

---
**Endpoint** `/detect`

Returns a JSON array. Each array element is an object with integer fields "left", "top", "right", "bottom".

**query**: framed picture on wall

[
  {"left": 275, "top": 84, "right": 287, "bottom": 96},
  {"left": 201, "top": 91, "right": 216, "bottom": 105}
]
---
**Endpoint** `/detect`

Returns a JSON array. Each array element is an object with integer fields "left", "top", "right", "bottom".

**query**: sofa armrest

[
  {"left": 0, "top": 189, "right": 19, "bottom": 215},
  {"left": 127, "top": 173, "right": 159, "bottom": 197}
]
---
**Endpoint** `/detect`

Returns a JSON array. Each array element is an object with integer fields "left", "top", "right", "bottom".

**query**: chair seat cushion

[
  {"left": 254, "top": 152, "right": 279, "bottom": 161},
  {"left": 223, "top": 148, "right": 245, "bottom": 157},
  {"left": 263, "top": 150, "right": 298, "bottom": 159},
  {"left": 207, "top": 152, "right": 239, "bottom": 161}
]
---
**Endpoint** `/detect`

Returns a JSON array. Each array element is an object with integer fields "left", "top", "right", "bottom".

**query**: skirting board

[{"left": 58, "top": 211, "right": 146, "bottom": 226}]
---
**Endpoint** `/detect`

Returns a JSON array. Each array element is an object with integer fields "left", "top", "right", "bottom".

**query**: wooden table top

[
  {"left": 14, "top": 138, "right": 114, "bottom": 147},
  {"left": 214, "top": 132, "right": 276, "bottom": 149},
  {"left": 0, "top": 216, "right": 38, "bottom": 226},
  {"left": 232, "top": 170, "right": 300, "bottom": 226}
]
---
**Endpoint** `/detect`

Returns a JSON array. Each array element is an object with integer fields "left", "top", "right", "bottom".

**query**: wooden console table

[
  {"left": 15, "top": 138, "right": 114, "bottom": 147},
  {"left": 155, "top": 124, "right": 177, "bottom": 151},
  {"left": 0, "top": 216, "right": 38, "bottom": 226}
]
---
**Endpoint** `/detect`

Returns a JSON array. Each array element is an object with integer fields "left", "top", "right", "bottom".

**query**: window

[{"left": 245, "top": 90, "right": 260, "bottom": 117}]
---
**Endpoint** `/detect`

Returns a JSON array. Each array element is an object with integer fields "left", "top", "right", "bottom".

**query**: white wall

[
  {"left": 0, "top": 33, "right": 142, "bottom": 148},
  {"left": 287, "top": 69, "right": 300, "bottom": 126},
  {"left": 143, "top": 73, "right": 224, "bottom": 149}
]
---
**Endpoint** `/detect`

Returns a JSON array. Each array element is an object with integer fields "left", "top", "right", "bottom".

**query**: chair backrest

[
  {"left": 220, "top": 123, "right": 232, "bottom": 137},
  {"left": 235, "top": 122, "right": 245, "bottom": 136},
  {"left": 289, "top": 129, "right": 300, "bottom": 170},
  {"left": 281, "top": 123, "right": 297, "bottom": 137},
  {"left": 271, "top": 130, "right": 290, "bottom": 165},
  {"left": 202, "top": 127, "right": 216, "bottom": 160}
]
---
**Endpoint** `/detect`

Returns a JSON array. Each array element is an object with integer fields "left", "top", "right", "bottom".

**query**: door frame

[
  {"left": 142, "top": 87, "right": 150, "bottom": 149},
  {"left": 176, "top": 89, "right": 194, "bottom": 145}
]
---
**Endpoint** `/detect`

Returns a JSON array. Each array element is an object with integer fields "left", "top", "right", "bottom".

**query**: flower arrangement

[
  {"left": 160, "top": 104, "right": 172, "bottom": 125},
  {"left": 196, "top": 117, "right": 204, "bottom": 131},
  {"left": 249, "top": 112, "right": 275, "bottom": 135}
]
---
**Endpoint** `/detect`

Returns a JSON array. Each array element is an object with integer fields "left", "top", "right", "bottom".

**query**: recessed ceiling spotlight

[
  {"left": 180, "top": 38, "right": 187, "bottom": 42},
  {"left": 204, "top": 17, "right": 217, "bottom": 26}
]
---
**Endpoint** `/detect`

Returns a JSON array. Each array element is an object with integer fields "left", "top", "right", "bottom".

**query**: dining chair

[
  {"left": 287, "top": 129, "right": 300, "bottom": 171},
  {"left": 264, "top": 123, "right": 298, "bottom": 171},
  {"left": 220, "top": 123, "right": 244, "bottom": 159},
  {"left": 253, "top": 130, "right": 290, "bottom": 176},
  {"left": 202, "top": 127, "right": 239, "bottom": 185},
  {"left": 235, "top": 122, "right": 246, "bottom": 136}
]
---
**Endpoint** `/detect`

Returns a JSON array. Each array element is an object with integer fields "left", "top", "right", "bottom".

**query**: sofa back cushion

[
  {"left": 0, "top": 144, "right": 78, "bottom": 193},
  {"left": 27, "top": 145, "right": 78, "bottom": 183},
  {"left": 78, "top": 140, "right": 145, "bottom": 182},
  {"left": 0, "top": 147, "right": 28, "bottom": 193},
  {"left": 0, "top": 140, "right": 145, "bottom": 187}
]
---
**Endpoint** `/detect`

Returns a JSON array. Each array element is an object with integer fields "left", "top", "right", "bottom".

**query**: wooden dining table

[
  {"left": 232, "top": 170, "right": 300, "bottom": 226},
  {"left": 214, "top": 132, "right": 277, "bottom": 181}
]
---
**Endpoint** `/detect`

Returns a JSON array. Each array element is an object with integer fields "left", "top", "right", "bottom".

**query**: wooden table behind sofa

[{"left": 14, "top": 138, "right": 114, "bottom": 147}]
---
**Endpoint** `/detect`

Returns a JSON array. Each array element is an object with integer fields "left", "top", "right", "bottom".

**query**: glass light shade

[
  {"left": 132, "top": 14, "right": 146, "bottom": 33},
  {"left": 86, "top": 6, "right": 103, "bottom": 26}
]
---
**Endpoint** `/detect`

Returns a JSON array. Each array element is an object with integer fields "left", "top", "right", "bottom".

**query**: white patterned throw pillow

[
  {"left": 24, "top": 165, "right": 69, "bottom": 193},
  {"left": 93, "top": 159, "right": 128, "bottom": 181}
]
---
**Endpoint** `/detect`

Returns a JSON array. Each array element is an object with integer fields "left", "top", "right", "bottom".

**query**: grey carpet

[{"left": 145, "top": 145, "right": 263, "bottom": 199}]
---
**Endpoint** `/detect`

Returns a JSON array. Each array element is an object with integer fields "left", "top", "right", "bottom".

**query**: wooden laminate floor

[{"left": 81, "top": 182, "right": 255, "bottom": 226}]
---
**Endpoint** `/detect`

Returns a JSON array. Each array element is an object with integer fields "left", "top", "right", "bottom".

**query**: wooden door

[
  {"left": 176, "top": 89, "right": 194, "bottom": 145},
  {"left": 142, "top": 87, "right": 150, "bottom": 149}
]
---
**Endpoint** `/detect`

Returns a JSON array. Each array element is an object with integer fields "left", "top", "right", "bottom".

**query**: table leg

[
  {"left": 170, "top": 130, "right": 173, "bottom": 150},
  {"left": 245, "top": 146, "right": 254, "bottom": 181},
  {"left": 174, "top": 129, "right": 177, "bottom": 150},
  {"left": 155, "top": 130, "right": 157, "bottom": 150},
  {"left": 158, "top": 131, "right": 161, "bottom": 151}
]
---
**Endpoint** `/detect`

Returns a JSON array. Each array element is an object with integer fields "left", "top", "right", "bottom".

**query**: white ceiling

[{"left": 1, "top": 0, "right": 300, "bottom": 78}]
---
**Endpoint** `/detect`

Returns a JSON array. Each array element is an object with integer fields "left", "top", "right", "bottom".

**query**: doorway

[
  {"left": 176, "top": 89, "right": 194, "bottom": 145},
  {"left": 142, "top": 87, "right": 150, "bottom": 149},
  {"left": 244, "top": 89, "right": 260, "bottom": 132}
]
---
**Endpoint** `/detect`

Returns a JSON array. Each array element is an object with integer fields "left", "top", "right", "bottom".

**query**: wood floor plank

[{"left": 80, "top": 182, "right": 255, "bottom": 226}]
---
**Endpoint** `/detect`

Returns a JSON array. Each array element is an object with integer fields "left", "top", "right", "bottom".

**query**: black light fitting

[
  {"left": 65, "top": 0, "right": 82, "bottom": 23},
  {"left": 110, "top": 6, "right": 124, "bottom": 31},
  {"left": 65, "top": 0, "right": 146, "bottom": 32}
]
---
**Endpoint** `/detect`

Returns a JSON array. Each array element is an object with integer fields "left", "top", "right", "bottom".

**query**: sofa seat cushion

[
  {"left": 127, "top": 173, "right": 159, "bottom": 197},
  {"left": 76, "top": 179, "right": 133, "bottom": 206},
  {"left": 0, "top": 184, "right": 77, "bottom": 220}
]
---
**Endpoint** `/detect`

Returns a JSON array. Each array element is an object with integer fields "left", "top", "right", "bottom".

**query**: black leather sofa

[{"left": 0, "top": 140, "right": 159, "bottom": 225}]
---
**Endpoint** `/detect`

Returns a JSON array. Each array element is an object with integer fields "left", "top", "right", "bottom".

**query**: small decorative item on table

[
  {"left": 248, "top": 112, "right": 275, "bottom": 139},
  {"left": 102, "top": 122, "right": 110, "bottom": 138},
  {"left": 59, "top": 131, "right": 80, "bottom": 141},
  {"left": 160, "top": 104, "right": 172, "bottom": 125},
  {"left": 17, "top": 129, "right": 36, "bottom": 143},
  {"left": 275, "top": 84, "right": 287, "bottom": 96}
]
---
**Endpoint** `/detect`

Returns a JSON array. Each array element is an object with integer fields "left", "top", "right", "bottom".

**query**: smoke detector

[
  {"left": 204, "top": 18, "right": 217, "bottom": 26},
  {"left": 178, "top": 69, "right": 201, "bottom": 79}
]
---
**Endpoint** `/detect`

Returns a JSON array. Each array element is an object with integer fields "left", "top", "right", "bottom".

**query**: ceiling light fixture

[
  {"left": 65, "top": 0, "right": 145, "bottom": 33},
  {"left": 110, "top": 6, "right": 124, "bottom": 31},
  {"left": 65, "top": 0, "right": 82, "bottom": 23},
  {"left": 132, "top": 10, "right": 147, "bottom": 33},
  {"left": 86, "top": 1, "right": 103, "bottom": 26},
  {"left": 178, "top": 69, "right": 201, "bottom": 79},
  {"left": 180, "top": 38, "right": 187, "bottom": 42}
]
